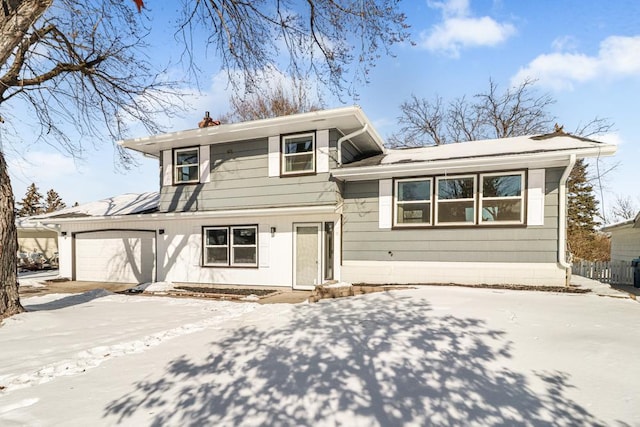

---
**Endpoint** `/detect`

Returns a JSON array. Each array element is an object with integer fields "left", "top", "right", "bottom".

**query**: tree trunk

[
  {"left": 0, "top": 151, "right": 24, "bottom": 319},
  {"left": 0, "top": 0, "right": 52, "bottom": 66}
]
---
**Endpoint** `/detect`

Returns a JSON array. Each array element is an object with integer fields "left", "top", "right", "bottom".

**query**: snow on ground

[{"left": 0, "top": 286, "right": 639, "bottom": 426}]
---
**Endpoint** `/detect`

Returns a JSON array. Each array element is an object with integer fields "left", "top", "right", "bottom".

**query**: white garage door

[{"left": 75, "top": 230, "right": 155, "bottom": 283}]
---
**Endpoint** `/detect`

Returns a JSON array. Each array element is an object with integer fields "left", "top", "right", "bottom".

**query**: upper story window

[
  {"left": 282, "top": 133, "right": 315, "bottom": 175},
  {"left": 395, "top": 178, "right": 432, "bottom": 226},
  {"left": 435, "top": 175, "right": 476, "bottom": 225},
  {"left": 174, "top": 147, "right": 199, "bottom": 184},
  {"left": 479, "top": 172, "right": 525, "bottom": 224}
]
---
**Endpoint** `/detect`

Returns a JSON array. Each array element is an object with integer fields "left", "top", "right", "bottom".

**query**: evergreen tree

[
  {"left": 44, "top": 189, "right": 66, "bottom": 213},
  {"left": 567, "top": 159, "right": 606, "bottom": 260},
  {"left": 16, "top": 183, "right": 44, "bottom": 217}
]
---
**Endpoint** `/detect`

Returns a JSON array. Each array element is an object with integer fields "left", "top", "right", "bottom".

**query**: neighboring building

[
  {"left": 16, "top": 217, "right": 58, "bottom": 259},
  {"left": 602, "top": 213, "right": 640, "bottom": 263},
  {"left": 37, "top": 107, "right": 617, "bottom": 288}
]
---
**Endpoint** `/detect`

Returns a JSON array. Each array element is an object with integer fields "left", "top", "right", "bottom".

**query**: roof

[
  {"left": 119, "top": 106, "right": 385, "bottom": 158},
  {"left": 333, "top": 133, "right": 617, "bottom": 181},
  {"left": 601, "top": 211, "right": 640, "bottom": 231},
  {"left": 35, "top": 192, "right": 159, "bottom": 219},
  {"left": 16, "top": 217, "right": 57, "bottom": 231}
]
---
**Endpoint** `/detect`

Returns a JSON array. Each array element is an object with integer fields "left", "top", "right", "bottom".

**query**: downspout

[
  {"left": 558, "top": 154, "right": 576, "bottom": 284},
  {"left": 337, "top": 124, "right": 368, "bottom": 166}
]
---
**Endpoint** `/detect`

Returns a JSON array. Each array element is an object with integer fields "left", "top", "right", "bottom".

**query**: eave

[
  {"left": 118, "top": 106, "right": 385, "bottom": 158},
  {"left": 331, "top": 145, "right": 617, "bottom": 181}
]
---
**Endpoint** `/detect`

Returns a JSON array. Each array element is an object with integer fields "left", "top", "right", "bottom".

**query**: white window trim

[
  {"left": 230, "top": 226, "right": 258, "bottom": 267},
  {"left": 202, "top": 225, "right": 258, "bottom": 267},
  {"left": 394, "top": 177, "right": 433, "bottom": 227},
  {"left": 281, "top": 132, "right": 316, "bottom": 175},
  {"left": 479, "top": 171, "right": 526, "bottom": 225},
  {"left": 435, "top": 175, "right": 477, "bottom": 226},
  {"left": 174, "top": 147, "right": 200, "bottom": 184},
  {"left": 203, "top": 226, "right": 229, "bottom": 266}
]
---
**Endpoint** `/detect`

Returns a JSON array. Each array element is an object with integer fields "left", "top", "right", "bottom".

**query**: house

[
  {"left": 601, "top": 213, "right": 640, "bottom": 263},
  {"left": 37, "top": 106, "right": 617, "bottom": 288},
  {"left": 16, "top": 217, "right": 58, "bottom": 259}
]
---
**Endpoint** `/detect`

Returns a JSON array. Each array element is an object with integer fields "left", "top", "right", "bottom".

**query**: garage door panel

[{"left": 75, "top": 231, "right": 155, "bottom": 283}]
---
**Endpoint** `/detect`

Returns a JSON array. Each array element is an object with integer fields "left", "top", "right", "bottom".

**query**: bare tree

[
  {"left": 389, "top": 78, "right": 556, "bottom": 146},
  {"left": 389, "top": 94, "right": 447, "bottom": 146},
  {"left": 0, "top": 0, "right": 410, "bottom": 319},
  {"left": 177, "top": 1, "right": 410, "bottom": 97},
  {"left": 608, "top": 195, "right": 638, "bottom": 223},
  {"left": 222, "top": 78, "right": 324, "bottom": 123}
]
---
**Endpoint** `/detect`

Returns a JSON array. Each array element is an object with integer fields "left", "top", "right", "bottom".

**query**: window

[
  {"left": 435, "top": 175, "right": 476, "bottom": 225},
  {"left": 174, "top": 148, "right": 199, "bottom": 184},
  {"left": 203, "top": 226, "right": 258, "bottom": 267},
  {"left": 282, "top": 133, "right": 315, "bottom": 174},
  {"left": 479, "top": 172, "right": 525, "bottom": 224},
  {"left": 395, "top": 178, "right": 432, "bottom": 226}
]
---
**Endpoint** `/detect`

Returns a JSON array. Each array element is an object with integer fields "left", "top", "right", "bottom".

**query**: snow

[
  {"left": 376, "top": 134, "right": 611, "bottom": 166},
  {"left": 1, "top": 285, "right": 639, "bottom": 426},
  {"left": 34, "top": 192, "right": 159, "bottom": 219}
]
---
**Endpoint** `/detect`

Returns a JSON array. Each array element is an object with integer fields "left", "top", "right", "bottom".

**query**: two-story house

[{"left": 40, "top": 106, "right": 616, "bottom": 288}]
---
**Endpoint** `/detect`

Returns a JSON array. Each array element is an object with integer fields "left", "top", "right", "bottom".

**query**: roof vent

[{"left": 198, "top": 111, "right": 221, "bottom": 128}]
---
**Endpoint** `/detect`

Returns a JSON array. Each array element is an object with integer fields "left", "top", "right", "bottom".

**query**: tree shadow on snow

[
  {"left": 24, "top": 289, "right": 113, "bottom": 312},
  {"left": 103, "top": 292, "right": 606, "bottom": 426}
]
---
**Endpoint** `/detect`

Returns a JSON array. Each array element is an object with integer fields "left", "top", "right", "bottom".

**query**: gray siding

[
  {"left": 160, "top": 134, "right": 341, "bottom": 212},
  {"left": 342, "top": 168, "right": 563, "bottom": 263}
]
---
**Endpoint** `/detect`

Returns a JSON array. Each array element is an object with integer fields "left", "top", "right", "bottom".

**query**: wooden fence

[{"left": 571, "top": 259, "right": 635, "bottom": 285}]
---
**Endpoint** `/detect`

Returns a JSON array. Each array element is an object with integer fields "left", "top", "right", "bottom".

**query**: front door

[{"left": 293, "top": 223, "right": 321, "bottom": 290}]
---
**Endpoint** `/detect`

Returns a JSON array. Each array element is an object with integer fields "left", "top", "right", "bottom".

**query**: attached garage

[{"left": 74, "top": 230, "right": 156, "bottom": 284}]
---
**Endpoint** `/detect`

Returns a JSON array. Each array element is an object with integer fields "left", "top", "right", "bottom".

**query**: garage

[{"left": 74, "top": 230, "right": 156, "bottom": 283}]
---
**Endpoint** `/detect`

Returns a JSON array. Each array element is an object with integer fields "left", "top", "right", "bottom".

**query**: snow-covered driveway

[{"left": 0, "top": 286, "right": 638, "bottom": 426}]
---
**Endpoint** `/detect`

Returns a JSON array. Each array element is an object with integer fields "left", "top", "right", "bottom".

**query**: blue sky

[{"left": 5, "top": 0, "right": 640, "bottom": 221}]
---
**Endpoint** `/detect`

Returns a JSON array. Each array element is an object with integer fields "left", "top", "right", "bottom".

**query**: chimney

[{"left": 198, "top": 111, "right": 221, "bottom": 128}]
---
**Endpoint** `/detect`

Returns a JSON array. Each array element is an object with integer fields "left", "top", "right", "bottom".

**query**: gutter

[
  {"left": 41, "top": 204, "right": 342, "bottom": 224},
  {"left": 558, "top": 154, "right": 576, "bottom": 283},
  {"left": 36, "top": 222, "right": 60, "bottom": 232},
  {"left": 337, "top": 124, "right": 368, "bottom": 166}
]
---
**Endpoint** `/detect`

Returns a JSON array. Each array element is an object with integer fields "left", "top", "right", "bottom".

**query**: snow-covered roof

[
  {"left": 333, "top": 132, "right": 617, "bottom": 181},
  {"left": 15, "top": 217, "right": 55, "bottom": 231},
  {"left": 601, "top": 211, "right": 640, "bottom": 231},
  {"left": 34, "top": 192, "right": 159, "bottom": 219},
  {"left": 119, "top": 106, "right": 385, "bottom": 158}
]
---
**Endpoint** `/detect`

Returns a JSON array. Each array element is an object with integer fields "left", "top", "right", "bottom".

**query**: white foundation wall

[
  {"left": 341, "top": 260, "right": 568, "bottom": 286},
  {"left": 56, "top": 213, "right": 340, "bottom": 287}
]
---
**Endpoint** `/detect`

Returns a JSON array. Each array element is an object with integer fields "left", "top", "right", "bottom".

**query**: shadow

[
  {"left": 25, "top": 289, "right": 112, "bottom": 311},
  {"left": 44, "top": 192, "right": 159, "bottom": 218},
  {"left": 103, "top": 292, "right": 606, "bottom": 426},
  {"left": 165, "top": 184, "right": 203, "bottom": 212}
]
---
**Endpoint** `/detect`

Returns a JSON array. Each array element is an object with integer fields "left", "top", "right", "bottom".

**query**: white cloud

[
  {"left": 427, "top": 0, "right": 471, "bottom": 18},
  {"left": 597, "top": 132, "right": 623, "bottom": 146},
  {"left": 512, "top": 35, "right": 640, "bottom": 90},
  {"left": 421, "top": 0, "right": 515, "bottom": 57},
  {"left": 8, "top": 151, "right": 78, "bottom": 183}
]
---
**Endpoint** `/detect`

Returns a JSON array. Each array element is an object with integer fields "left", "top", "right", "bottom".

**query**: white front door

[{"left": 293, "top": 223, "right": 321, "bottom": 290}]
